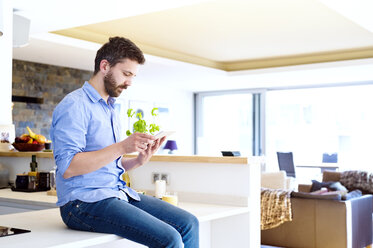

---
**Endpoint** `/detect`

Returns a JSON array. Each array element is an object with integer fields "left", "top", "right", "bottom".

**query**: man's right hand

[{"left": 121, "top": 132, "right": 156, "bottom": 154}]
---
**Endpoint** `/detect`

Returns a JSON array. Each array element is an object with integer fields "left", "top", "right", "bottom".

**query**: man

[{"left": 50, "top": 37, "right": 199, "bottom": 248}]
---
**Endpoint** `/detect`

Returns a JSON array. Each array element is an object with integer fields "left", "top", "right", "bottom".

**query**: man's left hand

[{"left": 137, "top": 136, "right": 167, "bottom": 165}]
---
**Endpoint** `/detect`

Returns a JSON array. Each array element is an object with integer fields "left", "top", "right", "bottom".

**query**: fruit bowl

[{"left": 12, "top": 143, "right": 45, "bottom": 152}]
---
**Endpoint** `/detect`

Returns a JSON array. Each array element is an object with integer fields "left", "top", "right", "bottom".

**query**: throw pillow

[
  {"left": 310, "top": 180, "right": 334, "bottom": 192},
  {"left": 328, "top": 182, "right": 348, "bottom": 192}
]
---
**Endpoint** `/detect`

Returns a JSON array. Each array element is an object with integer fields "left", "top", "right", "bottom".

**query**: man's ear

[{"left": 99, "top": 59, "right": 110, "bottom": 74}]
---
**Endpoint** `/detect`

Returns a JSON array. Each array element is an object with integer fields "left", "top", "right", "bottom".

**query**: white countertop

[
  {"left": 0, "top": 189, "right": 249, "bottom": 247},
  {"left": 0, "top": 188, "right": 57, "bottom": 206}
]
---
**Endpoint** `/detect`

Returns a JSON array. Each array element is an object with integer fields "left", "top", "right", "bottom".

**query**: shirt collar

[
  {"left": 82, "top": 81, "right": 117, "bottom": 106},
  {"left": 108, "top": 97, "right": 116, "bottom": 106},
  {"left": 83, "top": 81, "right": 102, "bottom": 103}
]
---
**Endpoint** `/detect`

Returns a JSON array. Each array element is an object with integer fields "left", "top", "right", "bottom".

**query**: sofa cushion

[
  {"left": 342, "top": 189, "right": 363, "bottom": 200},
  {"left": 310, "top": 180, "right": 334, "bottom": 192},
  {"left": 328, "top": 182, "right": 348, "bottom": 192},
  {"left": 310, "top": 180, "right": 347, "bottom": 192},
  {"left": 291, "top": 191, "right": 342, "bottom": 200},
  {"left": 322, "top": 171, "right": 341, "bottom": 182}
]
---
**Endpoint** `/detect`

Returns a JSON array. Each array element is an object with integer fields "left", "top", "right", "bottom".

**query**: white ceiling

[
  {"left": 62, "top": 0, "right": 372, "bottom": 62},
  {"left": 11, "top": 0, "right": 373, "bottom": 92}
]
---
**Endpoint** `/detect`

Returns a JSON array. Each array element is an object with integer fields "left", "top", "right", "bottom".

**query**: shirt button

[{"left": 76, "top": 205, "right": 79, "bottom": 208}]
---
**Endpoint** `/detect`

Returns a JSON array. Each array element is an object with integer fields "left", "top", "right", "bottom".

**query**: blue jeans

[{"left": 59, "top": 194, "right": 199, "bottom": 248}]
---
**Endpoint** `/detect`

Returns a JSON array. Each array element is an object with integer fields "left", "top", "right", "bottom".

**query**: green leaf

[
  {"left": 149, "top": 123, "right": 160, "bottom": 134},
  {"left": 133, "top": 119, "right": 147, "bottom": 133},
  {"left": 126, "top": 107, "right": 160, "bottom": 136},
  {"left": 127, "top": 109, "right": 135, "bottom": 118},
  {"left": 151, "top": 108, "right": 159, "bottom": 117}
]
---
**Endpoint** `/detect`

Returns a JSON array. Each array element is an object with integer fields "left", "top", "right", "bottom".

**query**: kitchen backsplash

[{"left": 12, "top": 60, "right": 92, "bottom": 138}]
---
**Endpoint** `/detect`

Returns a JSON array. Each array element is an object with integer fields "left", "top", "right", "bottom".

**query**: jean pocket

[
  {"left": 60, "top": 200, "right": 80, "bottom": 225},
  {"left": 61, "top": 201, "right": 95, "bottom": 232}
]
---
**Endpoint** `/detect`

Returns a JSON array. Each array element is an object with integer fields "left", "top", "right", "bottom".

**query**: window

[
  {"left": 195, "top": 91, "right": 255, "bottom": 156},
  {"left": 266, "top": 84, "right": 373, "bottom": 172}
]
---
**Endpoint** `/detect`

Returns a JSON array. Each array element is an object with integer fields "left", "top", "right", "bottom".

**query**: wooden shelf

[
  {"left": 0, "top": 151, "right": 53, "bottom": 158},
  {"left": 0, "top": 151, "right": 248, "bottom": 164}
]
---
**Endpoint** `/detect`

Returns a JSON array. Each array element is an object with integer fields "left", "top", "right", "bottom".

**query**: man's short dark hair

[{"left": 94, "top": 37, "right": 145, "bottom": 74}]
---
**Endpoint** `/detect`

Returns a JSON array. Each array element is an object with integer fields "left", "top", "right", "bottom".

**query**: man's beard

[{"left": 104, "top": 71, "right": 126, "bottom": 97}]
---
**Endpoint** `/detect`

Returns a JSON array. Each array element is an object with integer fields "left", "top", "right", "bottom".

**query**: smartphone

[{"left": 154, "top": 131, "right": 175, "bottom": 140}]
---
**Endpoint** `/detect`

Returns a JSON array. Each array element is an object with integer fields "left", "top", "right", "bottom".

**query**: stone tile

[{"left": 12, "top": 59, "right": 93, "bottom": 134}]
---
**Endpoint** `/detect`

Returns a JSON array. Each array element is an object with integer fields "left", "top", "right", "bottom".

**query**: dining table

[{"left": 296, "top": 163, "right": 339, "bottom": 172}]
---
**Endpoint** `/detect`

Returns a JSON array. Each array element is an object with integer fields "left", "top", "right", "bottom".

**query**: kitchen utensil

[
  {"left": 49, "top": 170, "right": 56, "bottom": 190},
  {"left": 15, "top": 174, "right": 28, "bottom": 189},
  {"left": 27, "top": 172, "right": 37, "bottom": 190},
  {"left": 44, "top": 142, "right": 51, "bottom": 150},
  {"left": 38, "top": 172, "right": 50, "bottom": 190}
]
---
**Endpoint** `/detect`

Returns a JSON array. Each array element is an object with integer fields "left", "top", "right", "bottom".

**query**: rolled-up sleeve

[{"left": 50, "top": 96, "right": 89, "bottom": 177}]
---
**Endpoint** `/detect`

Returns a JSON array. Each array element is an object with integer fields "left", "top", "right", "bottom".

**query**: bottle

[
  {"left": 30, "top": 155, "right": 38, "bottom": 172},
  {"left": 28, "top": 155, "right": 38, "bottom": 190}
]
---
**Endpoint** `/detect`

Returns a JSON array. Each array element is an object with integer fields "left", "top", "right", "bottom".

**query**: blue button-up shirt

[{"left": 50, "top": 82, "right": 139, "bottom": 207}]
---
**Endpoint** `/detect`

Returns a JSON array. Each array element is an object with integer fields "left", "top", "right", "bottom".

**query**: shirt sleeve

[{"left": 50, "top": 95, "right": 89, "bottom": 177}]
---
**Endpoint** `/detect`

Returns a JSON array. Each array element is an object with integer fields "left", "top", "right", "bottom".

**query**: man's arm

[
  {"left": 121, "top": 136, "right": 166, "bottom": 172},
  {"left": 63, "top": 133, "right": 156, "bottom": 179}
]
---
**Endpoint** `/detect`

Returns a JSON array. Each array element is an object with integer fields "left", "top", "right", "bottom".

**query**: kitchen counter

[
  {"left": 0, "top": 151, "right": 260, "bottom": 247},
  {"left": 0, "top": 189, "right": 249, "bottom": 248},
  {"left": 0, "top": 188, "right": 56, "bottom": 207},
  {"left": 0, "top": 151, "right": 249, "bottom": 164}
]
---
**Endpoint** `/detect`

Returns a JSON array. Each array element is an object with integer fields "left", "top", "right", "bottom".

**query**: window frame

[{"left": 194, "top": 89, "right": 266, "bottom": 155}]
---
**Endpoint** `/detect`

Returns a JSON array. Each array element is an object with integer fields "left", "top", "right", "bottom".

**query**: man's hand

[
  {"left": 136, "top": 136, "right": 166, "bottom": 166},
  {"left": 65, "top": 133, "right": 156, "bottom": 179},
  {"left": 120, "top": 132, "right": 157, "bottom": 154}
]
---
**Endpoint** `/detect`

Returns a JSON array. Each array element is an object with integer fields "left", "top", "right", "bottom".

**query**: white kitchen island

[
  {"left": 0, "top": 153, "right": 261, "bottom": 247},
  {"left": 0, "top": 189, "right": 250, "bottom": 248}
]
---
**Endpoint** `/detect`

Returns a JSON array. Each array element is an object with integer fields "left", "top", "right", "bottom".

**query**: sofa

[{"left": 261, "top": 171, "right": 373, "bottom": 248}]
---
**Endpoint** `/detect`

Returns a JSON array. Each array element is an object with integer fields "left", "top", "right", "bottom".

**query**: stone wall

[{"left": 12, "top": 60, "right": 92, "bottom": 138}]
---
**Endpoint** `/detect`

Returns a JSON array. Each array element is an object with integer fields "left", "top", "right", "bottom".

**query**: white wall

[
  {"left": 118, "top": 82, "right": 194, "bottom": 154},
  {"left": 0, "top": 0, "right": 13, "bottom": 125}
]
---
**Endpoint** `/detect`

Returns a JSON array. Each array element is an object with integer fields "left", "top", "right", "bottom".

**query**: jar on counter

[
  {"left": 38, "top": 172, "right": 50, "bottom": 190},
  {"left": 28, "top": 171, "right": 37, "bottom": 190},
  {"left": 49, "top": 169, "right": 56, "bottom": 190}
]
